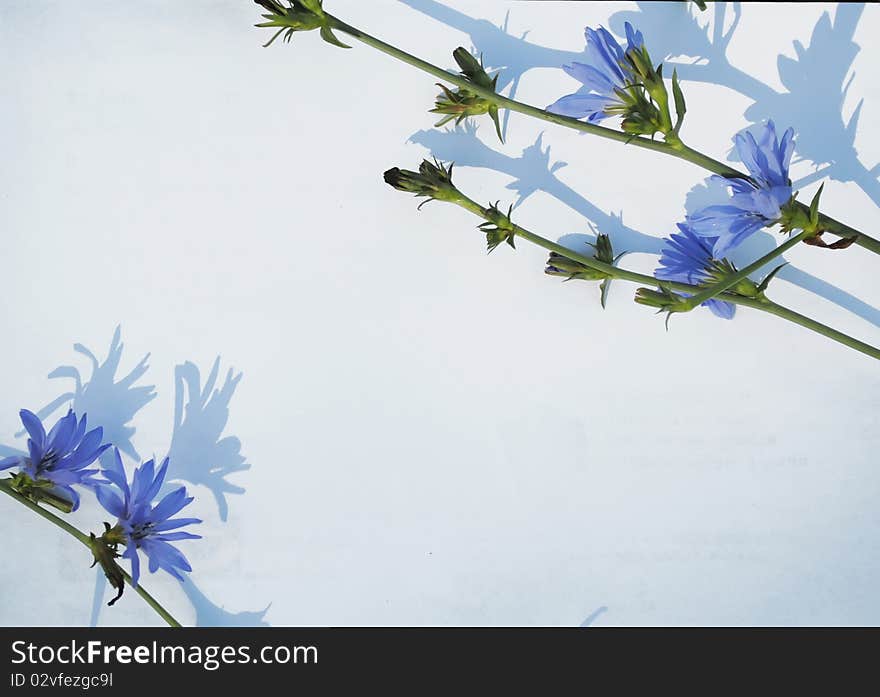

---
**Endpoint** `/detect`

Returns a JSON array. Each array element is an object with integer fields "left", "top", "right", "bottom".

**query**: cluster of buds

[
  {"left": 431, "top": 48, "right": 504, "bottom": 142},
  {"left": 382, "top": 160, "right": 517, "bottom": 252},
  {"left": 620, "top": 42, "right": 686, "bottom": 141},
  {"left": 254, "top": 0, "right": 349, "bottom": 48},
  {"left": 479, "top": 202, "right": 516, "bottom": 252}
]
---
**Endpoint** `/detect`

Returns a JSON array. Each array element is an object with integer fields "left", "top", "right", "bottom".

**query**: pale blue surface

[{"left": 1, "top": 1, "right": 878, "bottom": 626}]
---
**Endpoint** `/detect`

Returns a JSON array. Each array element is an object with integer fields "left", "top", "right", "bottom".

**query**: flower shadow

[
  {"left": 399, "top": 0, "right": 588, "bottom": 137},
  {"left": 163, "top": 358, "right": 250, "bottom": 523},
  {"left": 163, "top": 358, "right": 269, "bottom": 626},
  {"left": 608, "top": 2, "right": 775, "bottom": 104},
  {"left": 610, "top": 3, "right": 880, "bottom": 205},
  {"left": 403, "top": 1, "right": 878, "bottom": 200},
  {"left": 410, "top": 122, "right": 663, "bottom": 254},
  {"left": 162, "top": 357, "right": 269, "bottom": 626},
  {"left": 36, "top": 340, "right": 271, "bottom": 627},
  {"left": 17, "top": 325, "right": 156, "bottom": 464},
  {"left": 580, "top": 605, "right": 608, "bottom": 627},
  {"left": 401, "top": 2, "right": 878, "bottom": 327},
  {"left": 742, "top": 5, "right": 880, "bottom": 202},
  {"left": 685, "top": 178, "right": 880, "bottom": 327},
  {"left": 411, "top": 123, "right": 880, "bottom": 327},
  {"left": 179, "top": 576, "right": 271, "bottom": 627}
]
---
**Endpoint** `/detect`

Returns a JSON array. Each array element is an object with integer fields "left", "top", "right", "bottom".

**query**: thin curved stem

[
  {"left": 447, "top": 192, "right": 880, "bottom": 361},
  {"left": 322, "top": 13, "right": 880, "bottom": 254},
  {"left": 681, "top": 229, "right": 812, "bottom": 310},
  {"left": 0, "top": 479, "right": 182, "bottom": 627},
  {"left": 453, "top": 194, "right": 687, "bottom": 291}
]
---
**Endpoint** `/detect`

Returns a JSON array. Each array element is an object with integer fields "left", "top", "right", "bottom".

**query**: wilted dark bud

[
  {"left": 431, "top": 48, "right": 503, "bottom": 142},
  {"left": 89, "top": 523, "right": 126, "bottom": 606},
  {"left": 383, "top": 159, "right": 462, "bottom": 208}
]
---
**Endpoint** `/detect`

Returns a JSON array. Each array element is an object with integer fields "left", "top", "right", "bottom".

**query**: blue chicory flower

[
  {"left": 546, "top": 22, "right": 644, "bottom": 123},
  {"left": 0, "top": 409, "right": 110, "bottom": 510},
  {"left": 95, "top": 449, "right": 201, "bottom": 586},
  {"left": 655, "top": 224, "right": 736, "bottom": 320},
  {"left": 688, "top": 120, "right": 795, "bottom": 258}
]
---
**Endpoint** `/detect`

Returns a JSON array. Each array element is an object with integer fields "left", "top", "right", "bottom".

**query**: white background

[{"left": 1, "top": 1, "right": 878, "bottom": 626}]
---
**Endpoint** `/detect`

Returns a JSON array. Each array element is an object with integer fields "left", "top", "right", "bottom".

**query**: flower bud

[
  {"left": 544, "top": 235, "right": 623, "bottom": 307},
  {"left": 619, "top": 103, "right": 663, "bottom": 137},
  {"left": 431, "top": 48, "right": 503, "bottom": 142},
  {"left": 254, "top": 0, "right": 349, "bottom": 48},
  {"left": 383, "top": 159, "right": 462, "bottom": 208},
  {"left": 544, "top": 252, "right": 607, "bottom": 281},
  {"left": 479, "top": 201, "right": 516, "bottom": 252},
  {"left": 592, "top": 232, "right": 615, "bottom": 265},
  {"left": 634, "top": 287, "right": 690, "bottom": 318}
]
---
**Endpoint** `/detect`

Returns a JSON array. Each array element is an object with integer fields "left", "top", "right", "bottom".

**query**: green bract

[
  {"left": 254, "top": 0, "right": 349, "bottom": 49},
  {"left": 431, "top": 48, "right": 503, "bottom": 142},
  {"left": 544, "top": 234, "right": 625, "bottom": 308}
]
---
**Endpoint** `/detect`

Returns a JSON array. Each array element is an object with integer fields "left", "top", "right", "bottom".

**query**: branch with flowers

[
  {"left": 1, "top": 409, "right": 201, "bottom": 626},
  {"left": 254, "top": 0, "right": 879, "bottom": 359}
]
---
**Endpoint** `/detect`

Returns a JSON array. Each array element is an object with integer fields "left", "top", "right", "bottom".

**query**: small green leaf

[
  {"left": 599, "top": 278, "right": 611, "bottom": 309},
  {"left": 756, "top": 262, "right": 789, "bottom": 294},
  {"left": 809, "top": 182, "right": 824, "bottom": 229},
  {"left": 488, "top": 104, "right": 504, "bottom": 143},
  {"left": 319, "top": 25, "right": 351, "bottom": 49},
  {"left": 671, "top": 68, "right": 686, "bottom": 134},
  {"left": 482, "top": 227, "right": 515, "bottom": 253}
]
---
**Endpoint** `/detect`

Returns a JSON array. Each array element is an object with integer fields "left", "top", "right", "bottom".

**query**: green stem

[
  {"left": 448, "top": 193, "right": 880, "bottom": 361},
  {"left": 0, "top": 479, "right": 182, "bottom": 627},
  {"left": 732, "top": 297, "right": 880, "bottom": 360},
  {"left": 323, "top": 13, "right": 880, "bottom": 254},
  {"left": 454, "top": 195, "right": 686, "bottom": 290},
  {"left": 681, "top": 229, "right": 812, "bottom": 310}
]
